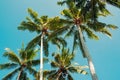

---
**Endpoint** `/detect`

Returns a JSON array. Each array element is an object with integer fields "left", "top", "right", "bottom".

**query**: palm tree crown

[
  {"left": 18, "top": 8, "right": 66, "bottom": 56},
  {"left": 0, "top": 45, "right": 40, "bottom": 80},
  {"left": 44, "top": 48, "right": 88, "bottom": 80}
]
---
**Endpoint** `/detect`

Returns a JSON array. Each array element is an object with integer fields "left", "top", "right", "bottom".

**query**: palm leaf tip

[
  {"left": 28, "top": 8, "right": 38, "bottom": 18},
  {"left": 107, "top": 24, "right": 118, "bottom": 30}
]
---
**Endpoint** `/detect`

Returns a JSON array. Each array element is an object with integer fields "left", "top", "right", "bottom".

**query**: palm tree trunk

[
  {"left": 17, "top": 67, "right": 23, "bottom": 80},
  {"left": 77, "top": 25, "right": 98, "bottom": 80},
  {"left": 40, "top": 33, "right": 44, "bottom": 80}
]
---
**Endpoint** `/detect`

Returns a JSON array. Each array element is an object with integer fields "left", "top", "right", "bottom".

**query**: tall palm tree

[
  {"left": 0, "top": 45, "right": 40, "bottom": 80},
  {"left": 52, "top": 1, "right": 118, "bottom": 80},
  {"left": 43, "top": 48, "right": 88, "bottom": 80},
  {"left": 18, "top": 8, "right": 66, "bottom": 80}
]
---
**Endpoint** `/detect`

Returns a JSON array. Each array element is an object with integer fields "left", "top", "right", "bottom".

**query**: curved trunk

[
  {"left": 77, "top": 25, "right": 98, "bottom": 80},
  {"left": 40, "top": 33, "right": 44, "bottom": 80},
  {"left": 17, "top": 67, "right": 24, "bottom": 80}
]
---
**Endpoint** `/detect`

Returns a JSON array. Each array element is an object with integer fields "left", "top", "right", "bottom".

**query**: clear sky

[{"left": 0, "top": 0, "right": 120, "bottom": 80}]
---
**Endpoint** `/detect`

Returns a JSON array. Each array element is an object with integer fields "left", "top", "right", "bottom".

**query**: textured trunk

[
  {"left": 77, "top": 25, "right": 98, "bottom": 80},
  {"left": 17, "top": 67, "right": 23, "bottom": 80},
  {"left": 40, "top": 33, "right": 44, "bottom": 80}
]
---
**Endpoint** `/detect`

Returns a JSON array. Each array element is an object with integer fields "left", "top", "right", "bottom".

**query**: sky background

[{"left": 0, "top": 0, "right": 120, "bottom": 80}]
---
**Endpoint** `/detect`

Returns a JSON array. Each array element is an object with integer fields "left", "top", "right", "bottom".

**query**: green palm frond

[
  {"left": 106, "top": 24, "right": 118, "bottom": 29},
  {"left": 81, "top": 25, "right": 99, "bottom": 40},
  {"left": 18, "top": 21, "right": 41, "bottom": 33},
  {"left": 68, "top": 66, "right": 88, "bottom": 75},
  {"left": 107, "top": 0, "right": 120, "bottom": 8},
  {"left": 27, "top": 59, "right": 40, "bottom": 66},
  {"left": 51, "top": 61, "right": 60, "bottom": 68},
  {"left": 48, "top": 16, "right": 65, "bottom": 31},
  {"left": 40, "top": 16, "right": 49, "bottom": 25},
  {"left": 25, "top": 34, "right": 41, "bottom": 50},
  {"left": 54, "top": 37, "right": 67, "bottom": 48},
  {"left": 3, "top": 49, "right": 21, "bottom": 64},
  {"left": 61, "top": 9, "right": 73, "bottom": 19},
  {"left": 28, "top": 8, "right": 41, "bottom": 24},
  {"left": 54, "top": 54, "right": 61, "bottom": 64},
  {"left": 87, "top": 21, "right": 117, "bottom": 38},
  {"left": 0, "top": 63, "right": 18, "bottom": 70},
  {"left": 67, "top": 73, "right": 73, "bottom": 80},
  {"left": 64, "top": 26, "right": 75, "bottom": 38},
  {"left": 19, "top": 71, "right": 30, "bottom": 80},
  {"left": 43, "top": 70, "right": 50, "bottom": 77},
  {"left": 57, "top": 1, "right": 66, "bottom": 6},
  {"left": 48, "top": 26, "right": 69, "bottom": 38},
  {"left": 100, "top": 28, "right": 112, "bottom": 37},
  {"left": 47, "top": 71, "right": 59, "bottom": 80},
  {"left": 18, "top": 45, "right": 27, "bottom": 60},
  {"left": 2, "top": 67, "right": 20, "bottom": 80},
  {"left": 26, "top": 49, "right": 38, "bottom": 60},
  {"left": 44, "top": 70, "right": 57, "bottom": 77},
  {"left": 98, "top": 2, "right": 111, "bottom": 16}
]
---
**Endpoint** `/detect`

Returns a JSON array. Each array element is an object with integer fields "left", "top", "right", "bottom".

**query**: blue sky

[{"left": 0, "top": 0, "right": 120, "bottom": 80}]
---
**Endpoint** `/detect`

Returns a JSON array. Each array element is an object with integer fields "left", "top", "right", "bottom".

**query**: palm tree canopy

[
  {"left": 52, "top": 0, "right": 118, "bottom": 56},
  {"left": 44, "top": 48, "right": 88, "bottom": 80},
  {"left": 0, "top": 44, "right": 43, "bottom": 80},
  {"left": 58, "top": 0, "right": 120, "bottom": 22},
  {"left": 18, "top": 8, "right": 67, "bottom": 57}
]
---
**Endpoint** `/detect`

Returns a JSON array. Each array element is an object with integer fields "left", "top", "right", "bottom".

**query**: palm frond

[
  {"left": 19, "top": 71, "right": 30, "bottom": 80},
  {"left": 28, "top": 8, "right": 41, "bottom": 24},
  {"left": 67, "top": 73, "right": 73, "bottom": 80},
  {"left": 18, "top": 21, "right": 41, "bottom": 33},
  {"left": 81, "top": 25, "right": 99, "bottom": 40},
  {"left": 100, "top": 28, "right": 112, "bottom": 37},
  {"left": 3, "top": 49, "right": 21, "bottom": 64},
  {"left": 47, "top": 71, "right": 59, "bottom": 80},
  {"left": 43, "top": 70, "right": 56, "bottom": 78},
  {"left": 57, "top": 1, "right": 66, "bottom": 6},
  {"left": 25, "top": 34, "right": 41, "bottom": 50},
  {"left": 54, "top": 37, "right": 67, "bottom": 48},
  {"left": 68, "top": 66, "right": 88, "bottom": 75},
  {"left": 54, "top": 54, "right": 61, "bottom": 64},
  {"left": 48, "top": 16, "right": 65, "bottom": 31},
  {"left": 26, "top": 49, "right": 38, "bottom": 60},
  {"left": 0, "top": 63, "right": 18, "bottom": 70},
  {"left": 40, "top": 15, "right": 48, "bottom": 25},
  {"left": 48, "top": 26, "right": 69, "bottom": 39},
  {"left": 2, "top": 67, "right": 20, "bottom": 80},
  {"left": 51, "top": 61, "right": 60, "bottom": 68},
  {"left": 107, "top": 0, "right": 120, "bottom": 8},
  {"left": 107, "top": 24, "right": 118, "bottom": 29},
  {"left": 27, "top": 59, "right": 40, "bottom": 66},
  {"left": 61, "top": 9, "right": 73, "bottom": 19},
  {"left": 64, "top": 26, "right": 74, "bottom": 38}
]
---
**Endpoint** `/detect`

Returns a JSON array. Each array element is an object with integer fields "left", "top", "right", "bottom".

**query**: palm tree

[
  {"left": 43, "top": 48, "right": 88, "bottom": 80},
  {"left": 74, "top": 0, "right": 120, "bottom": 23},
  {"left": 0, "top": 45, "right": 40, "bottom": 80},
  {"left": 18, "top": 8, "right": 66, "bottom": 80},
  {"left": 52, "top": 1, "right": 118, "bottom": 80}
]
